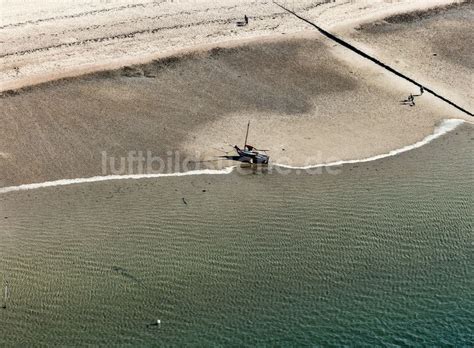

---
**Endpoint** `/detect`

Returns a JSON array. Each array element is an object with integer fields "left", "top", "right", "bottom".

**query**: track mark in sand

[
  {"left": 0, "top": 18, "right": 236, "bottom": 59},
  {"left": 0, "top": 1, "right": 165, "bottom": 30},
  {"left": 315, "top": 0, "right": 351, "bottom": 17},
  {"left": 6, "top": 4, "right": 250, "bottom": 45},
  {"left": 300, "top": 0, "right": 341, "bottom": 12},
  {"left": 0, "top": 8, "right": 289, "bottom": 60}
]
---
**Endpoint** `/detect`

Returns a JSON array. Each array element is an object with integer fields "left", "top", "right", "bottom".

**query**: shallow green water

[{"left": 1, "top": 124, "right": 473, "bottom": 346}]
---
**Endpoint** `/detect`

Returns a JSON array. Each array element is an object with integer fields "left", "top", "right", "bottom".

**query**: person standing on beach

[{"left": 244, "top": 15, "right": 249, "bottom": 25}]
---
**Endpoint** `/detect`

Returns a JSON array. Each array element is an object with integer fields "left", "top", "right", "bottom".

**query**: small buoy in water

[{"left": 147, "top": 319, "right": 161, "bottom": 328}]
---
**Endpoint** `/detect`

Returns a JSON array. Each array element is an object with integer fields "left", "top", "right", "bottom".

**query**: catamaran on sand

[{"left": 220, "top": 121, "right": 270, "bottom": 165}]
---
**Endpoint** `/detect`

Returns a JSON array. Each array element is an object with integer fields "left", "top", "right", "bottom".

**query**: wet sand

[
  {"left": 0, "top": 1, "right": 472, "bottom": 187},
  {"left": 348, "top": 0, "right": 473, "bottom": 112}
]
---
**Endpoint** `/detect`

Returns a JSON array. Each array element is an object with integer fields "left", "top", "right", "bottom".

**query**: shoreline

[
  {"left": 1, "top": 0, "right": 471, "bottom": 188},
  {"left": 0, "top": 118, "right": 465, "bottom": 195}
]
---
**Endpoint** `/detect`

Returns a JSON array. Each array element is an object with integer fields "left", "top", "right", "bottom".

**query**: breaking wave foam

[
  {"left": 0, "top": 168, "right": 235, "bottom": 194},
  {"left": 275, "top": 119, "right": 465, "bottom": 169},
  {"left": 0, "top": 119, "right": 464, "bottom": 194}
]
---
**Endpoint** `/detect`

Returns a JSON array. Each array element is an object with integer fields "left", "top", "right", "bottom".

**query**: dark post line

[{"left": 273, "top": 1, "right": 473, "bottom": 117}]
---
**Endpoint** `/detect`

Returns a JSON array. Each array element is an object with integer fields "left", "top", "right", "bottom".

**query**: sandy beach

[
  {"left": 0, "top": 0, "right": 472, "bottom": 187},
  {"left": 1, "top": 0, "right": 458, "bottom": 92}
]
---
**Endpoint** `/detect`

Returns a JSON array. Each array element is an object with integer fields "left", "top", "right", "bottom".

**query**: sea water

[{"left": 1, "top": 124, "right": 472, "bottom": 346}]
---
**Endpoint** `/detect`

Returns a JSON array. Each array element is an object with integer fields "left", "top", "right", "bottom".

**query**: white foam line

[
  {"left": 0, "top": 167, "right": 235, "bottom": 194},
  {"left": 0, "top": 119, "right": 464, "bottom": 194},
  {"left": 274, "top": 119, "right": 465, "bottom": 169}
]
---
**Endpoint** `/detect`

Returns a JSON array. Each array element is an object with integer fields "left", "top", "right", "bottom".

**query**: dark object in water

[
  {"left": 147, "top": 319, "right": 161, "bottom": 328},
  {"left": 182, "top": 197, "right": 188, "bottom": 205},
  {"left": 2, "top": 283, "right": 8, "bottom": 309},
  {"left": 111, "top": 266, "right": 141, "bottom": 283}
]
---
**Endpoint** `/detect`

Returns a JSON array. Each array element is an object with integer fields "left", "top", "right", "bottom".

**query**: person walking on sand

[{"left": 244, "top": 15, "right": 249, "bottom": 25}]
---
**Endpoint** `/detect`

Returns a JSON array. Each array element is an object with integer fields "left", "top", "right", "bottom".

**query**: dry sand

[
  {"left": 0, "top": 0, "right": 458, "bottom": 92},
  {"left": 0, "top": 0, "right": 472, "bottom": 187}
]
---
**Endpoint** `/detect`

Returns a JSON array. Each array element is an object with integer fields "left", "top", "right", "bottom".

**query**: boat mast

[{"left": 244, "top": 121, "right": 250, "bottom": 148}]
